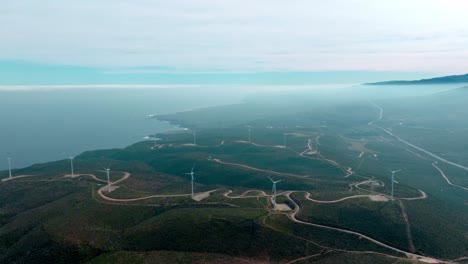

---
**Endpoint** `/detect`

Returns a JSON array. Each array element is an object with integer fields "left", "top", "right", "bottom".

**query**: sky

[{"left": 1, "top": 0, "right": 467, "bottom": 84}]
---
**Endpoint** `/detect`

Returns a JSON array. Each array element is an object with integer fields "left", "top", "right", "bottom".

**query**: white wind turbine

[
  {"left": 103, "top": 166, "right": 112, "bottom": 192},
  {"left": 388, "top": 169, "right": 401, "bottom": 200},
  {"left": 144, "top": 136, "right": 161, "bottom": 148},
  {"left": 69, "top": 156, "right": 74, "bottom": 177},
  {"left": 7, "top": 157, "right": 12, "bottom": 179},
  {"left": 185, "top": 163, "right": 196, "bottom": 197},
  {"left": 193, "top": 131, "right": 197, "bottom": 145},
  {"left": 268, "top": 176, "right": 283, "bottom": 210}
]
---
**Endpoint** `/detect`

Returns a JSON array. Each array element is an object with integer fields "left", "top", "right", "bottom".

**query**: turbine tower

[
  {"left": 104, "top": 167, "right": 111, "bottom": 192},
  {"left": 185, "top": 163, "right": 196, "bottom": 197},
  {"left": 389, "top": 169, "right": 401, "bottom": 200},
  {"left": 193, "top": 131, "right": 197, "bottom": 145},
  {"left": 268, "top": 176, "right": 283, "bottom": 209},
  {"left": 7, "top": 157, "right": 12, "bottom": 179},
  {"left": 69, "top": 157, "right": 74, "bottom": 177}
]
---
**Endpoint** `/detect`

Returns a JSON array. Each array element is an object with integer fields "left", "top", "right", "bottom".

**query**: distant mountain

[{"left": 364, "top": 73, "right": 468, "bottom": 85}]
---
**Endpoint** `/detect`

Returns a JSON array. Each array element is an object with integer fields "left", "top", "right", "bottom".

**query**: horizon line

[{"left": 0, "top": 83, "right": 359, "bottom": 91}]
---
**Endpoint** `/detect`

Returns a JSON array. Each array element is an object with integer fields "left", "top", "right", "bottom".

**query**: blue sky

[{"left": 1, "top": 0, "right": 467, "bottom": 84}]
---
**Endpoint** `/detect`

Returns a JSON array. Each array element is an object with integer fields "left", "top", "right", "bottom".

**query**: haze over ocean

[{"left": 0, "top": 86, "right": 252, "bottom": 170}]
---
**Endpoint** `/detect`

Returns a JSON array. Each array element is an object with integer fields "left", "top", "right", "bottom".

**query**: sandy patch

[
  {"left": 275, "top": 203, "right": 292, "bottom": 211},
  {"left": 369, "top": 195, "right": 389, "bottom": 202},
  {"left": 417, "top": 257, "right": 439, "bottom": 263},
  {"left": 348, "top": 141, "right": 376, "bottom": 153},
  {"left": 102, "top": 185, "right": 120, "bottom": 193},
  {"left": 192, "top": 190, "right": 217, "bottom": 201},
  {"left": 64, "top": 174, "right": 82, "bottom": 178}
]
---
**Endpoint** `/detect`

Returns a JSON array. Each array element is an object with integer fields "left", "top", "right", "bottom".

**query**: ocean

[{"left": 0, "top": 86, "right": 251, "bottom": 170}]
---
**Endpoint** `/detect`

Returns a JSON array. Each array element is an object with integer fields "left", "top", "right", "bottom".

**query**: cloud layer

[{"left": 1, "top": 0, "right": 467, "bottom": 73}]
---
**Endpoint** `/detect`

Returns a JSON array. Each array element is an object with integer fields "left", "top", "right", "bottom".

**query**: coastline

[{"left": 0, "top": 86, "right": 242, "bottom": 171}]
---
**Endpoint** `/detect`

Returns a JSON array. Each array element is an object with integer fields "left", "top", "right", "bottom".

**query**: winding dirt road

[
  {"left": 208, "top": 157, "right": 308, "bottom": 179},
  {"left": 368, "top": 100, "right": 468, "bottom": 173},
  {"left": 400, "top": 190, "right": 427, "bottom": 200},
  {"left": 64, "top": 173, "right": 107, "bottom": 183},
  {"left": 299, "top": 138, "right": 317, "bottom": 156},
  {"left": 62, "top": 162, "right": 436, "bottom": 262},
  {"left": 285, "top": 192, "right": 444, "bottom": 263},
  {"left": 398, "top": 200, "right": 416, "bottom": 253},
  {"left": 432, "top": 162, "right": 468, "bottom": 192},
  {"left": 1, "top": 175, "right": 34, "bottom": 182},
  {"left": 223, "top": 190, "right": 270, "bottom": 199},
  {"left": 236, "top": 140, "right": 286, "bottom": 149},
  {"left": 304, "top": 192, "right": 388, "bottom": 204},
  {"left": 95, "top": 172, "right": 223, "bottom": 202}
]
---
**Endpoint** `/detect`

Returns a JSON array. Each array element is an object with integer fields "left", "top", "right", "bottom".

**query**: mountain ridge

[{"left": 364, "top": 73, "right": 468, "bottom": 85}]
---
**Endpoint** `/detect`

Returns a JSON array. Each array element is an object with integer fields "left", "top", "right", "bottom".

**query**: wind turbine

[
  {"left": 144, "top": 136, "right": 160, "bottom": 148},
  {"left": 268, "top": 176, "right": 283, "bottom": 209},
  {"left": 103, "top": 167, "right": 111, "bottom": 192},
  {"left": 69, "top": 156, "right": 74, "bottom": 177},
  {"left": 388, "top": 169, "right": 401, "bottom": 200},
  {"left": 185, "top": 163, "right": 196, "bottom": 197},
  {"left": 193, "top": 131, "right": 197, "bottom": 145},
  {"left": 248, "top": 127, "right": 251, "bottom": 143},
  {"left": 7, "top": 157, "right": 12, "bottom": 179}
]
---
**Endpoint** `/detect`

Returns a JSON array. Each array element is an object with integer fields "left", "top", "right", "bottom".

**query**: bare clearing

[
  {"left": 368, "top": 195, "right": 389, "bottom": 202},
  {"left": 192, "top": 190, "right": 218, "bottom": 201},
  {"left": 275, "top": 203, "right": 292, "bottom": 211},
  {"left": 348, "top": 141, "right": 375, "bottom": 153}
]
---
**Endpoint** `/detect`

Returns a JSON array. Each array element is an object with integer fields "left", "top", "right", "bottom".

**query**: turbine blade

[
  {"left": 268, "top": 176, "right": 274, "bottom": 182},
  {"left": 191, "top": 163, "right": 196, "bottom": 173}
]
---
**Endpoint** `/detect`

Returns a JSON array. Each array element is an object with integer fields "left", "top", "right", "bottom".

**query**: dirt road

[{"left": 285, "top": 192, "right": 444, "bottom": 263}]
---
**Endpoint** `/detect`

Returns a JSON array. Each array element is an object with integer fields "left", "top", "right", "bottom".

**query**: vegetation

[{"left": 1, "top": 87, "right": 468, "bottom": 262}]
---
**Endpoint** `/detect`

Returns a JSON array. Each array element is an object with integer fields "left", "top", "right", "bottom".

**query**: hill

[
  {"left": 1, "top": 91, "right": 467, "bottom": 263},
  {"left": 364, "top": 73, "right": 468, "bottom": 85}
]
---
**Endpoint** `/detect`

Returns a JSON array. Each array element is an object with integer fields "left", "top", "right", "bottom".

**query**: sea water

[{"left": 0, "top": 86, "right": 249, "bottom": 170}]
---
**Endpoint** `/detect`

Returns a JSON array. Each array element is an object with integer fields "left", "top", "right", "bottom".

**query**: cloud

[{"left": 1, "top": 0, "right": 467, "bottom": 72}]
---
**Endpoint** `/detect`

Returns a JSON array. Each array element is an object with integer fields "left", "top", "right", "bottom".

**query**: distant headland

[{"left": 364, "top": 73, "right": 468, "bottom": 85}]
